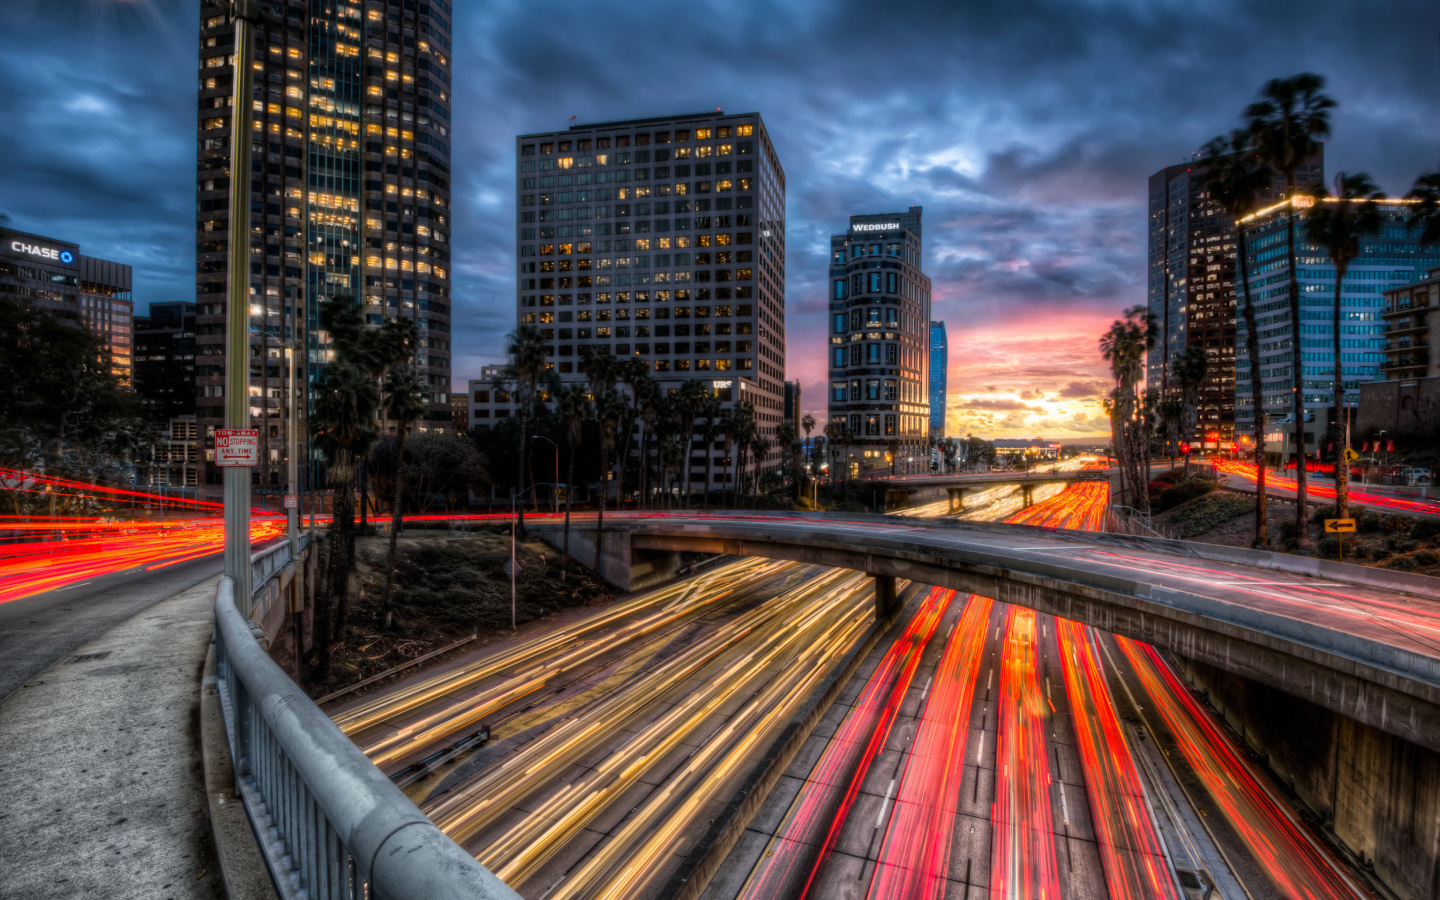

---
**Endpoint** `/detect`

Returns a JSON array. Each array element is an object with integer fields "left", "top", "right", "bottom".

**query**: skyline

[{"left": 1, "top": 1, "right": 1437, "bottom": 437}]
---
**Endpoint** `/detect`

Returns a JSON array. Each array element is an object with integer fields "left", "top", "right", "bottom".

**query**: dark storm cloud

[{"left": 1, "top": 0, "right": 1436, "bottom": 403}]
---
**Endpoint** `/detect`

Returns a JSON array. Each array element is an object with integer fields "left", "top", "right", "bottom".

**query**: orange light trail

[
  {"left": 989, "top": 605, "right": 1061, "bottom": 900},
  {"left": 1056, "top": 618, "right": 1181, "bottom": 900},
  {"left": 1114, "top": 636, "right": 1368, "bottom": 899},
  {"left": 1005, "top": 482, "right": 1110, "bottom": 530},
  {"left": 866, "top": 593, "right": 992, "bottom": 900}
]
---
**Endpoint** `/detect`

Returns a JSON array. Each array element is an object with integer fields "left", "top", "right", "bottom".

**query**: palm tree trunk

[
  {"left": 516, "top": 415, "right": 528, "bottom": 538},
  {"left": 1237, "top": 222, "right": 1269, "bottom": 549},
  {"left": 704, "top": 435, "right": 714, "bottom": 509},
  {"left": 381, "top": 427, "right": 407, "bottom": 625},
  {"left": 594, "top": 446, "right": 607, "bottom": 573},
  {"left": 331, "top": 468, "right": 357, "bottom": 648},
  {"left": 1286, "top": 206, "right": 1312, "bottom": 550},
  {"left": 1332, "top": 265, "right": 1350, "bottom": 520},
  {"left": 562, "top": 446, "right": 574, "bottom": 582}
]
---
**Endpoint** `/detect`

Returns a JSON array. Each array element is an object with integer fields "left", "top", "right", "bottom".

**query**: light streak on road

[
  {"left": 865, "top": 593, "right": 993, "bottom": 900},
  {"left": 989, "top": 606, "right": 1062, "bottom": 900},
  {"left": 518, "top": 575, "right": 875, "bottom": 899},
  {"left": 0, "top": 516, "right": 286, "bottom": 603},
  {"left": 338, "top": 558, "right": 788, "bottom": 751},
  {"left": 1217, "top": 459, "right": 1440, "bottom": 517},
  {"left": 1005, "top": 482, "right": 1110, "bottom": 531},
  {"left": 1114, "top": 635, "right": 1370, "bottom": 900},
  {"left": 736, "top": 586, "right": 956, "bottom": 900},
  {"left": 425, "top": 563, "right": 845, "bottom": 845},
  {"left": 1055, "top": 618, "right": 1181, "bottom": 900}
]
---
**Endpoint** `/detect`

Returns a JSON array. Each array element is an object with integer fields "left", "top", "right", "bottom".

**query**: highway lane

[{"left": 1218, "top": 460, "right": 1440, "bottom": 519}]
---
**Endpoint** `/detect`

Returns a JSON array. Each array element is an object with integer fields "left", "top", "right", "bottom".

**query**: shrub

[
  {"left": 1168, "top": 492, "right": 1254, "bottom": 538},
  {"left": 1410, "top": 518, "right": 1440, "bottom": 543},
  {"left": 1156, "top": 475, "right": 1219, "bottom": 512}
]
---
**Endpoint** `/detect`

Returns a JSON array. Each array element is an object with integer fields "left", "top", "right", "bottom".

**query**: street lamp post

[
  {"left": 531, "top": 435, "right": 560, "bottom": 513},
  {"left": 509, "top": 482, "right": 559, "bottom": 631},
  {"left": 223, "top": 0, "right": 261, "bottom": 613}
]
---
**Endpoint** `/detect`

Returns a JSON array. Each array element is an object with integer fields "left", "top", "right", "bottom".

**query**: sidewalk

[{"left": 0, "top": 578, "right": 226, "bottom": 900}]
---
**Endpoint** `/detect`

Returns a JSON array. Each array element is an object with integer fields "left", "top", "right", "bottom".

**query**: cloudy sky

[{"left": 2, "top": 1, "right": 1437, "bottom": 438}]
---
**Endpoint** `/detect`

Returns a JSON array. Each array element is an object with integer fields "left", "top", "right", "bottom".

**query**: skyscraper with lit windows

[
  {"left": 194, "top": 0, "right": 453, "bottom": 495},
  {"left": 928, "top": 320, "right": 947, "bottom": 440},
  {"left": 511, "top": 111, "right": 788, "bottom": 488},
  {"left": 826, "top": 208, "right": 932, "bottom": 478}
]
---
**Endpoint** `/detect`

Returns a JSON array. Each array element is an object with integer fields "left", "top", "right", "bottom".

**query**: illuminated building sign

[
  {"left": 2, "top": 230, "right": 79, "bottom": 267},
  {"left": 850, "top": 222, "right": 899, "bottom": 232},
  {"left": 8, "top": 240, "right": 75, "bottom": 265}
]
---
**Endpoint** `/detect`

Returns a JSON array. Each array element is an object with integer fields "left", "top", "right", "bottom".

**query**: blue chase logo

[{"left": 60, "top": 250, "right": 74, "bottom": 264}]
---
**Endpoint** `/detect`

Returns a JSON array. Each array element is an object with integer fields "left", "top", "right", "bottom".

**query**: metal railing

[{"left": 214, "top": 548, "right": 520, "bottom": 900}]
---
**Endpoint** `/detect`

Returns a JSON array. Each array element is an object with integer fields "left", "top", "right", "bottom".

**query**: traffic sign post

[
  {"left": 1325, "top": 517, "right": 1356, "bottom": 561},
  {"left": 283, "top": 494, "right": 298, "bottom": 510}
]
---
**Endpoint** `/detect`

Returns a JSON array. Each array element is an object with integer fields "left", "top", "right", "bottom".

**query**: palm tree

[
  {"left": 617, "top": 358, "right": 651, "bottom": 509},
  {"left": 719, "top": 408, "right": 738, "bottom": 505},
  {"left": 672, "top": 380, "right": 708, "bottom": 506},
  {"left": 1195, "top": 129, "right": 1275, "bottom": 548},
  {"left": 593, "top": 390, "right": 624, "bottom": 571},
  {"left": 1246, "top": 73, "right": 1335, "bottom": 551},
  {"left": 775, "top": 422, "right": 798, "bottom": 501},
  {"left": 1303, "top": 172, "right": 1384, "bottom": 520},
  {"left": 729, "top": 400, "right": 757, "bottom": 502},
  {"left": 310, "top": 360, "right": 378, "bottom": 680},
  {"left": 580, "top": 345, "right": 621, "bottom": 505},
  {"left": 1174, "top": 345, "right": 1209, "bottom": 476},
  {"left": 1100, "top": 307, "right": 1156, "bottom": 512},
  {"left": 749, "top": 435, "right": 771, "bottom": 507},
  {"left": 697, "top": 395, "right": 721, "bottom": 508},
  {"left": 1157, "top": 395, "right": 1184, "bottom": 465},
  {"left": 1408, "top": 171, "right": 1440, "bottom": 245},
  {"left": 378, "top": 367, "right": 426, "bottom": 626},
  {"left": 503, "top": 325, "right": 547, "bottom": 538},
  {"left": 557, "top": 384, "right": 589, "bottom": 580}
]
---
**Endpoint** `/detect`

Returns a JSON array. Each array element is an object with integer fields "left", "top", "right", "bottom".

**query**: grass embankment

[{"left": 316, "top": 526, "right": 613, "bottom": 695}]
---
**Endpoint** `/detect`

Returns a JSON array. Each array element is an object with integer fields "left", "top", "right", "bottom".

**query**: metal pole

[
  {"left": 288, "top": 340, "right": 299, "bottom": 560},
  {"left": 224, "top": 1, "right": 256, "bottom": 614},
  {"left": 510, "top": 489, "right": 517, "bottom": 631}
]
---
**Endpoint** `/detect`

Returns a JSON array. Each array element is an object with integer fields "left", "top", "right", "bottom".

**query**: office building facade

[
  {"left": 512, "top": 111, "right": 787, "bottom": 486},
  {"left": 1379, "top": 265, "right": 1440, "bottom": 380},
  {"left": 0, "top": 226, "right": 134, "bottom": 387},
  {"left": 134, "top": 302, "right": 199, "bottom": 421},
  {"left": 1146, "top": 152, "right": 1321, "bottom": 447},
  {"left": 826, "top": 208, "right": 932, "bottom": 477},
  {"left": 928, "top": 320, "right": 947, "bottom": 440},
  {"left": 195, "top": 0, "right": 453, "bottom": 494},
  {"left": 1238, "top": 198, "right": 1440, "bottom": 454}
]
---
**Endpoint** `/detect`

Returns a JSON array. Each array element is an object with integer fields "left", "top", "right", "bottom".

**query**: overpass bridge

[
  {"left": 856, "top": 470, "right": 1111, "bottom": 512},
  {"left": 534, "top": 511, "right": 1440, "bottom": 755}
]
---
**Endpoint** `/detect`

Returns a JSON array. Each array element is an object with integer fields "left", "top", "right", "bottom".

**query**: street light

[
  {"left": 531, "top": 435, "right": 560, "bottom": 513},
  {"left": 509, "top": 482, "right": 560, "bottom": 631}
]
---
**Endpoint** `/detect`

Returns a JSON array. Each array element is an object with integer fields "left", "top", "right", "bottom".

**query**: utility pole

[{"left": 223, "top": 0, "right": 259, "bottom": 614}]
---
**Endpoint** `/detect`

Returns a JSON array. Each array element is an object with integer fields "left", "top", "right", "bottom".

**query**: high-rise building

[
  {"left": 826, "top": 208, "right": 932, "bottom": 478},
  {"left": 512, "top": 111, "right": 787, "bottom": 486},
  {"left": 1379, "top": 265, "right": 1440, "bottom": 380},
  {"left": 1238, "top": 197, "right": 1440, "bottom": 456},
  {"left": 1146, "top": 152, "right": 1321, "bottom": 448},
  {"left": 134, "top": 302, "right": 199, "bottom": 421},
  {"left": 928, "top": 320, "right": 947, "bottom": 440},
  {"left": 195, "top": 0, "right": 454, "bottom": 495},
  {"left": 0, "top": 226, "right": 134, "bottom": 387}
]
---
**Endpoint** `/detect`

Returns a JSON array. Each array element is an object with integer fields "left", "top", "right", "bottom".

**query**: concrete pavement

[{"left": 0, "top": 577, "right": 226, "bottom": 900}]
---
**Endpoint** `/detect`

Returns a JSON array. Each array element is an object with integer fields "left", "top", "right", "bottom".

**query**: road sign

[
  {"left": 1344, "top": 448, "right": 1360, "bottom": 463},
  {"left": 215, "top": 428, "right": 259, "bottom": 466},
  {"left": 283, "top": 494, "right": 298, "bottom": 509},
  {"left": 1324, "top": 518, "right": 1356, "bottom": 533},
  {"left": 503, "top": 559, "right": 521, "bottom": 577}
]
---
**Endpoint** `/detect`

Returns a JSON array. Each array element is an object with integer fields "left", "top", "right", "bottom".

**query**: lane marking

[{"left": 876, "top": 779, "right": 895, "bottom": 827}]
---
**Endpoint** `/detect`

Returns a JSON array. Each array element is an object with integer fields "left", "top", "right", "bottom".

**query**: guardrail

[{"left": 213, "top": 541, "right": 521, "bottom": 900}]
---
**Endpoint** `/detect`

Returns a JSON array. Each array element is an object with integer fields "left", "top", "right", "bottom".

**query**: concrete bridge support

[
  {"left": 947, "top": 487, "right": 966, "bottom": 513},
  {"left": 873, "top": 574, "right": 898, "bottom": 619},
  {"left": 1021, "top": 484, "right": 1035, "bottom": 508},
  {"left": 1173, "top": 655, "right": 1440, "bottom": 900}
]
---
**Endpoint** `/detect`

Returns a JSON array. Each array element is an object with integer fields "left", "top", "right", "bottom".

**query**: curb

[
  {"left": 200, "top": 641, "right": 278, "bottom": 900},
  {"left": 658, "top": 584, "right": 915, "bottom": 900}
]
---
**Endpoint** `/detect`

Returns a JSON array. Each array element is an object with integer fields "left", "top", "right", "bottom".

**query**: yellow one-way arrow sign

[{"left": 1324, "top": 518, "right": 1356, "bottom": 533}]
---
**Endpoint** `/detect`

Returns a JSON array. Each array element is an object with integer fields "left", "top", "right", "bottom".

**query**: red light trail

[
  {"left": 751, "top": 586, "right": 953, "bottom": 900},
  {"left": 989, "top": 605, "right": 1061, "bottom": 900},
  {"left": 1114, "top": 636, "right": 1369, "bottom": 899},
  {"left": 1217, "top": 460, "right": 1440, "bottom": 517},
  {"left": 1055, "top": 618, "right": 1181, "bottom": 900},
  {"left": 866, "top": 593, "right": 992, "bottom": 900}
]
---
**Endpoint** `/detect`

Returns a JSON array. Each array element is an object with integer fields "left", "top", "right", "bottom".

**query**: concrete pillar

[
  {"left": 1022, "top": 484, "right": 1034, "bottom": 508},
  {"left": 873, "top": 573, "right": 898, "bottom": 619}
]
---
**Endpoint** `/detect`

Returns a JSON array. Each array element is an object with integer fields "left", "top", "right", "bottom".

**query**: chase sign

[{"left": 4, "top": 235, "right": 79, "bottom": 267}]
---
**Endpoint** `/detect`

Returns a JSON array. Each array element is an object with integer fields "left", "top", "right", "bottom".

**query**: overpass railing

[{"left": 213, "top": 540, "right": 520, "bottom": 900}]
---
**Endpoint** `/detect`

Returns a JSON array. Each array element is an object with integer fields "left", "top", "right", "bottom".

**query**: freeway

[{"left": 1217, "top": 460, "right": 1440, "bottom": 518}]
